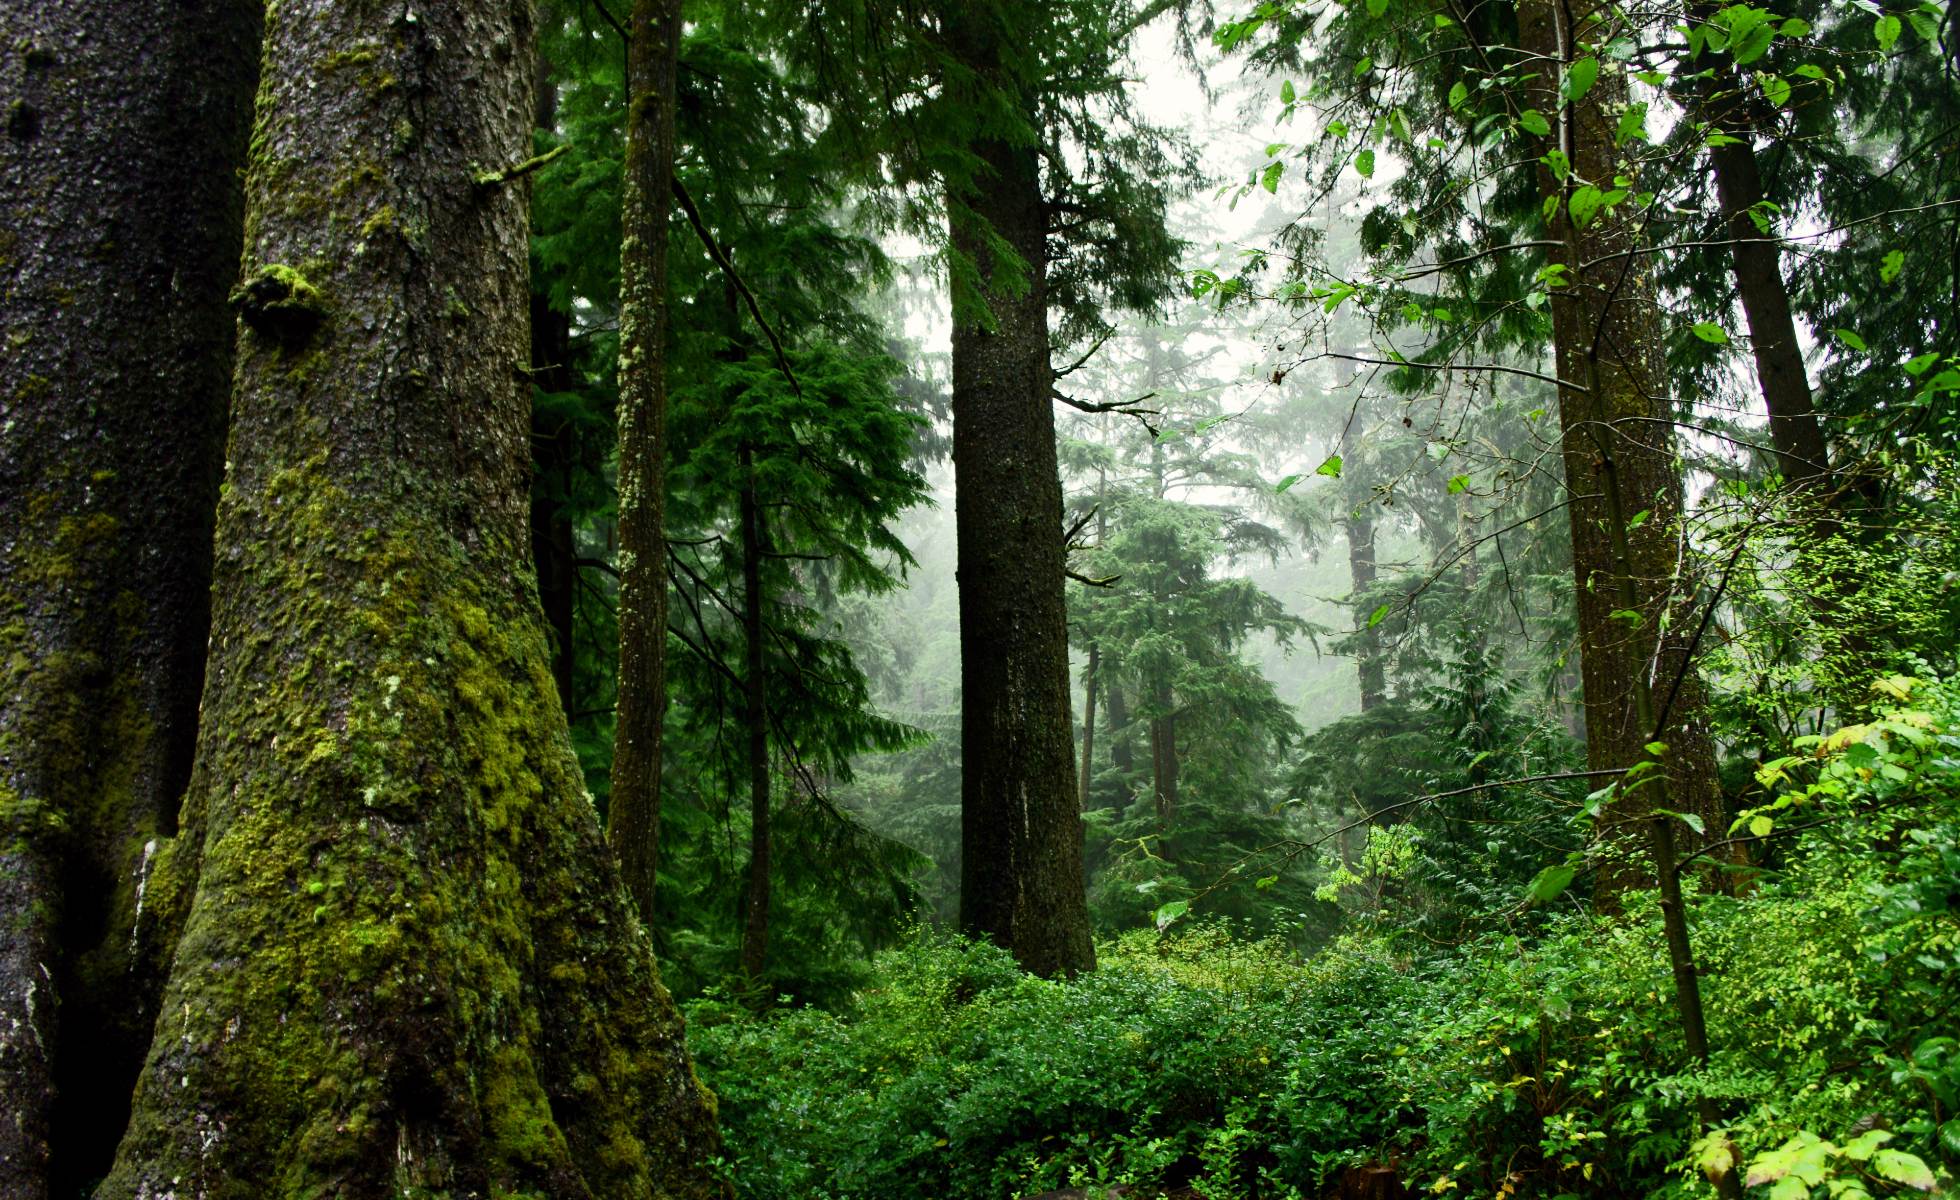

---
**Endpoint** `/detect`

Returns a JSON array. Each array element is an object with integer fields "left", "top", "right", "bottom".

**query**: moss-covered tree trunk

[
  {"left": 96, "top": 1, "right": 724, "bottom": 1194},
  {"left": 1519, "top": 0, "right": 1729, "bottom": 899},
  {"left": 609, "top": 0, "right": 684, "bottom": 921},
  {"left": 0, "top": 2, "right": 258, "bottom": 1192},
  {"left": 947, "top": 4, "right": 1096, "bottom": 978}
]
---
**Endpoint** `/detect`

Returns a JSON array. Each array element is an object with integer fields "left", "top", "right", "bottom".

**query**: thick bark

[
  {"left": 739, "top": 443, "right": 772, "bottom": 986},
  {"left": 1518, "top": 0, "right": 1728, "bottom": 898},
  {"left": 0, "top": 2, "right": 258, "bottom": 1192},
  {"left": 948, "top": 6, "right": 1096, "bottom": 978},
  {"left": 609, "top": 0, "right": 683, "bottom": 920},
  {"left": 97, "top": 1, "right": 724, "bottom": 1194}
]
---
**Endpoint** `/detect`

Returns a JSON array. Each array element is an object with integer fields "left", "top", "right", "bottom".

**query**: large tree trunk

[
  {"left": 1341, "top": 428, "right": 1387, "bottom": 713},
  {"left": 0, "top": 2, "right": 258, "bottom": 1192},
  {"left": 1107, "top": 680, "right": 1136, "bottom": 775},
  {"left": 1517, "top": 0, "right": 1728, "bottom": 899},
  {"left": 96, "top": 1, "right": 724, "bottom": 1193},
  {"left": 609, "top": 0, "right": 683, "bottom": 919},
  {"left": 948, "top": 6, "right": 1096, "bottom": 978}
]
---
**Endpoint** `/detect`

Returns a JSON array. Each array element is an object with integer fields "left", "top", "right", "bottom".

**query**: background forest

[{"left": 3, "top": 0, "right": 1959, "bottom": 1197}]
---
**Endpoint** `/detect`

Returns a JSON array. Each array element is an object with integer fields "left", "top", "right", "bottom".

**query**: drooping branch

[{"left": 670, "top": 177, "right": 803, "bottom": 397}]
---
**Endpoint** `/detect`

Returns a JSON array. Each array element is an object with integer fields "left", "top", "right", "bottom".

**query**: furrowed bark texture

[
  {"left": 97, "top": 2, "right": 724, "bottom": 1194},
  {"left": 0, "top": 2, "right": 258, "bottom": 1192},
  {"left": 1519, "top": 0, "right": 1728, "bottom": 898},
  {"left": 609, "top": 0, "right": 683, "bottom": 921},
  {"left": 948, "top": 6, "right": 1096, "bottom": 979}
]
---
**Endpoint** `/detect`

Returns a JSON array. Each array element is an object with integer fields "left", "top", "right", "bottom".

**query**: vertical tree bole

[
  {"left": 95, "top": 1, "right": 724, "bottom": 1193},
  {"left": 610, "top": 0, "right": 684, "bottom": 920},
  {"left": 0, "top": 2, "right": 259, "bottom": 1191},
  {"left": 948, "top": 4, "right": 1096, "bottom": 978}
]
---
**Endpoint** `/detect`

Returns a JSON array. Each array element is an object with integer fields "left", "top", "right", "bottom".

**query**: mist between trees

[{"left": 2, "top": 0, "right": 1957, "bottom": 1197}]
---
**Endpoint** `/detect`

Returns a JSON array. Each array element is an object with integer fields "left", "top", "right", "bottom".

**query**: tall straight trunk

[
  {"left": 1679, "top": 16, "right": 1833, "bottom": 494},
  {"left": 0, "top": 3, "right": 258, "bottom": 1192},
  {"left": 1346, "top": 508, "right": 1386, "bottom": 712},
  {"left": 1341, "top": 429, "right": 1386, "bottom": 712},
  {"left": 1149, "top": 698, "right": 1179, "bottom": 838},
  {"left": 1079, "top": 641, "right": 1101, "bottom": 807},
  {"left": 97, "top": 1, "right": 724, "bottom": 1193},
  {"left": 947, "top": 6, "right": 1096, "bottom": 978},
  {"left": 610, "top": 0, "right": 684, "bottom": 919},
  {"left": 739, "top": 442, "right": 772, "bottom": 986},
  {"left": 1517, "top": 0, "right": 1728, "bottom": 898},
  {"left": 1519, "top": 7, "right": 1741, "bottom": 1191},
  {"left": 530, "top": 292, "right": 580, "bottom": 715}
]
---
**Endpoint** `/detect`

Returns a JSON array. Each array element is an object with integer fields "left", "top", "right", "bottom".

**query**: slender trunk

[
  {"left": 1679, "top": 16, "right": 1833, "bottom": 494},
  {"left": 1517, "top": 0, "right": 1728, "bottom": 899},
  {"left": 739, "top": 442, "right": 772, "bottom": 987},
  {"left": 1150, "top": 687, "right": 1179, "bottom": 838},
  {"left": 1347, "top": 508, "right": 1386, "bottom": 713},
  {"left": 947, "top": 6, "right": 1095, "bottom": 978},
  {"left": 1079, "top": 642, "right": 1101, "bottom": 807},
  {"left": 0, "top": 3, "right": 258, "bottom": 1191},
  {"left": 609, "top": 0, "right": 684, "bottom": 919},
  {"left": 97, "top": 1, "right": 724, "bottom": 1192},
  {"left": 1108, "top": 682, "right": 1136, "bottom": 775}
]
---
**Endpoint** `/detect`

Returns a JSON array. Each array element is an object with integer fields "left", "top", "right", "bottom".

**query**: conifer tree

[
  {"left": 97, "top": 1, "right": 723, "bottom": 1191},
  {"left": 0, "top": 2, "right": 258, "bottom": 1190}
]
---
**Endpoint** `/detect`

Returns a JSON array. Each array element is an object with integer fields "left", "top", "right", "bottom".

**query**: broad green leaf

[
  {"left": 1368, "top": 602, "right": 1391, "bottom": 628},
  {"left": 1356, "top": 148, "right": 1376, "bottom": 178},
  {"left": 1281, "top": 78, "right": 1297, "bottom": 103},
  {"left": 1519, "top": 108, "right": 1552, "bottom": 136},
  {"left": 1692, "top": 322, "right": 1730, "bottom": 344},
  {"left": 1448, "top": 80, "right": 1469, "bottom": 109},
  {"left": 1905, "top": 351, "right": 1941, "bottom": 376},
  {"left": 1261, "top": 159, "right": 1285, "bottom": 193},
  {"left": 1617, "top": 102, "right": 1649, "bottom": 143},
  {"left": 1881, "top": 248, "right": 1905, "bottom": 283},
  {"left": 1275, "top": 473, "right": 1304, "bottom": 493},
  {"left": 1366, "top": 0, "right": 1389, "bottom": 17},
  {"left": 1760, "top": 71, "right": 1792, "bottom": 107},
  {"left": 1872, "top": 1149, "right": 1935, "bottom": 1191},
  {"left": 1316, "top": 453, "right": 1344, "bottom": 478},
  {"left": 1876, "top": 12, "right": 1902, "bottom": 49},
  {"left": 1447, "top": 474, "right": 1470, "bottom": 494},
  {"left": 1833, "top": 328, "right": 1867, "bottom": 351},
  {"left": 1153, "top": 899, "right": 1190, "bottom": 930},
  {"left": 1527, "top": 863, "right": 1578, "bottom": 903},
  {"left": 1645, "top": 740, "right": 1669, "bottom": 757},
  {"left": 1569, "top": 185, "right": 1605, "bottom": 228},
  {"left": 1750, "top": 814, "right": 1774, "bottom": 838},
  {"left": 1563, "top": 56, "right": 1599, "bottom": 102}
]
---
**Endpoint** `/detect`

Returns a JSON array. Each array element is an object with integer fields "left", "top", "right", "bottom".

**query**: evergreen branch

[
  {"left": 1067, "top": 569, "right": 1121, "bottom": 588},
  {"left": 1052, "top": 331, "right": 1112, "bottom": 380},
  {"left": 670, "top": 177, "right": 803, "bottom": 398}
]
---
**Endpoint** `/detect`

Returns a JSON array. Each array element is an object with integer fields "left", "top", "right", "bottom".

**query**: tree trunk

[
  {"left": 1517, "top": 0, "right": 1728, "bottom": 899},
  {"left": 609, "top": 0, "right": 683, "bottom": 920},
  {"left": 947, "top": 5, "right": 1096, "bottom": 978},
  {"left": 1107, "top": 681, "right": 1136, "bottom": 775},
  {"left": 1346, "top": 507, "right": 1386, "bottom": 713},
  {"left": 96, "top": 1, "right": 725, "bottom": 1193},
  {"left": 739, "top": 442, "right": 772, "bottom": 987},
  {"left": 1680, "top": 14, "right": 1834, "bottom": 494},
  {"left": 0, "top": 2, "right": 258, "bottom": 1192},
  {"left": 1078, "top": 641, "right": 1100, "bottom": 807}
]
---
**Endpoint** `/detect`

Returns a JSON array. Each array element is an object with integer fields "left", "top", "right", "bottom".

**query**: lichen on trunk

[{"left": 96, "top": 1, "right": 724, "bottom": 1194}]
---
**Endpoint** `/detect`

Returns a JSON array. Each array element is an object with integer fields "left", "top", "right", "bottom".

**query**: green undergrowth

[{"left": 690, "top": 678, "right": 1960, "bottom": 1200}]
